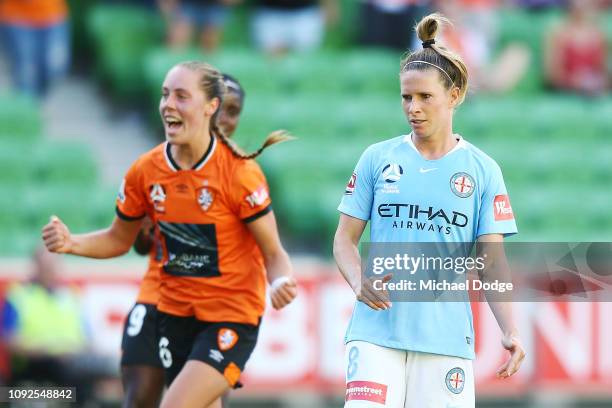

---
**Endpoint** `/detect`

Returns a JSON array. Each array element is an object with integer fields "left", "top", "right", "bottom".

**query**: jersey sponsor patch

[
  {"left": 158, "top": 221, "right": 220, "bottom": 277},
  {"left": 345, "top": 381, "right": 387, "bottom": 404},
  {"left": 345, "top": 172, "right": 357, "bottom": 195},
  {"left": 450, "top": 172, "right": 475, "bottom": 198},
  {"left": 218, "top": 328, "right": 239, "bottom": 351},
  {"left": 494, "top": 194, "right": 514, "bottom": 221},
  {"left": 245, "top": 186, "right": 269, "bottom": 208},
  {"left": 445, "top": 367, "right": 465, "bottom": 394}
]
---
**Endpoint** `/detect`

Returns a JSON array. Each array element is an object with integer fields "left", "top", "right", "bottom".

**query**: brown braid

[
  {"left": 211, "top": 120, "right": 294, "bottom": 160},
  {"left": 175, "top": 60, "right": 294, "bottom": 160}
]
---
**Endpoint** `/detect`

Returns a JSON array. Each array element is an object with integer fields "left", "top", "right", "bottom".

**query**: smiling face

[
  {"left": 159, "top": 65, "right": 219, "bottom": 145},
  {"left": 400, "top": 68, "right": 459, "bottom": 141}
]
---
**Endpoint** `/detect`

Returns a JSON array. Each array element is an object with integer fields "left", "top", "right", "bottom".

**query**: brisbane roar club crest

[
  {"left": 450, "top": 172, "right": 475, "bottom": 198},
  {"left": 150, "top": 183, "right": 166, "bottom": 212},
  {"left": 197, "top": 188, "right": 214, "bottom": 211},
  {"left": 218, "top": 328, "right": 239, "bottom": 351}
]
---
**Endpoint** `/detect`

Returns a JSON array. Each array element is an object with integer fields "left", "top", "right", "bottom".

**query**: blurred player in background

[
  {"left": 42, "top": 61, "right": 297, "bottom": 408},
  {"left": 334, "top": 13, "right": 525, "bottom": 407},
  {"left": 121, "top": 72, "right": 247, "bottom": 408}
]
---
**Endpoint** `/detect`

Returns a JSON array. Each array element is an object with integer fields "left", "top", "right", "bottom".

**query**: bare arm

[
  {"left": 477, "top": 233, "right": 525, "bottom": 378},
  {"left": 246, "top": 211, "right": 296, "bottom": 310},
  {"left": 333, "top": 213, "right": 391, "bottom": 311},
  {"left": 42, "top": 215, "right": 143, "bottom": 259}
]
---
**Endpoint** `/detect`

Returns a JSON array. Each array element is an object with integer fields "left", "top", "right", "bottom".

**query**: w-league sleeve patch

[
  {"left": 494, "top": 194, "right": 514, "bottom": 221},
  {"left": 345, "top": 172, "right": 357, "bottom": 195},
  {"left": 117, "top": 179, "right": 126, "bottom": 203},
  {"left": 345, "top": 381, "right": 387, "bottom": 404},
  {"left": 245, "top": 186, "right": 269, "bottom": 208}
]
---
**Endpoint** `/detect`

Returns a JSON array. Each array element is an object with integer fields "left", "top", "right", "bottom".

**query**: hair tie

[{"left": 422, "top": 39, "right": 435, "bottom": 48}]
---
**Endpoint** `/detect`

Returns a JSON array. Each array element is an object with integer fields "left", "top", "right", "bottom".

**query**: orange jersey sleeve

[
  {"left": 230, "top": 159, "right": 272, "bottom": 222},
  {"left": 116, "top": 157, "right": 148, "bottom": 221}
]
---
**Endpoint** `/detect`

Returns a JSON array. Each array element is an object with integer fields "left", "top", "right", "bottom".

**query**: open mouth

[
  {"left": 165, "top": 116, "right": 183, "bottom": 132},
  {"left": 410, "top": 119, "right": 426, "bottom": 125}
]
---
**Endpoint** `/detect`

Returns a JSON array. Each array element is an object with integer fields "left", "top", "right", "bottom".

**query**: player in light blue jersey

[{"left": 334, "top": 13, "right": 526, "bottom": 408}]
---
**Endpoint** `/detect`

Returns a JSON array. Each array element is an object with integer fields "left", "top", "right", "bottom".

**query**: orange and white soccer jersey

[{"left": 116, "top": 138, "right": 272, "bottom": 325}]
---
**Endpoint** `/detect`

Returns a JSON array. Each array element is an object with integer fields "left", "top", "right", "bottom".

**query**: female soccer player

[
  {"left": 334, "top": 13, "right": 525, "bottom": 407},
  {"left": 121, "top": 74, "right": 245, "bottom": 408},
  {"left": 42, "top": 61, "right": 297, "bottom": 408},
  {"left": 120, "top": 72, "right": 248, "bottom": 408}
]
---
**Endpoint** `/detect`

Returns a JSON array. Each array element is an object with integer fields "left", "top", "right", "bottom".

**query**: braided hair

[{"left": 177, "top": 61, "right": 293, "bottom": 160}]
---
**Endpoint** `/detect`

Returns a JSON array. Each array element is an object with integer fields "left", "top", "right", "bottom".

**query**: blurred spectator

[
  {"left": 251, "top": 0, "right": 339, "bottom": 55},
  {"left": 159, "top": 0, "right": 242, "bottom": 52},
  {"left": 358, "top": 0, "right": 432, "bottom": 51},
  {"left": 513, "top": 0, "right": 567, "bottom": 10},
  {"left": 0, "top": 0, "right": 70, "bottom": 97},
  {"left": 437, "top": 0, "right": 531, "bottom": 93},
  {"left": 0, "top": 247, "right": 99, "bottom": 401},
  {"left": 544, "top": 0, "right": 608, "bottom": 95}
]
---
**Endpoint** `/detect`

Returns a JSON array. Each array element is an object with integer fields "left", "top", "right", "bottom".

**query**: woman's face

[
  {"left": 159, "top": 65, "right": 218, "bottom": 145},
  {"left": 400, "top": 68, "right": 459, "bottom": 140},
  {"left": 217, "top": 92, "right": 243, "bottom": 138}
]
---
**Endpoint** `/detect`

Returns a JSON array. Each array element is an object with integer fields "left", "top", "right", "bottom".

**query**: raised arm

[{"left": 42, "top": 215, "right": 143, "bottom": 259}]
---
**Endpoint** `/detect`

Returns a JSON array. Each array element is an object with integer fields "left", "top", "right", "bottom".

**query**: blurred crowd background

[{"left": 0, "top": 0, "right": 611, "bottom": 407}]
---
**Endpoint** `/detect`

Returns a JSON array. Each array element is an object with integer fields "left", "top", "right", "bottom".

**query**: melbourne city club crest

[
  {"left": 450, "top": 172, "right": 475, "bottom": 198},
  {"left": 445, "top": 367, "right": 465, "bottom": 394}
]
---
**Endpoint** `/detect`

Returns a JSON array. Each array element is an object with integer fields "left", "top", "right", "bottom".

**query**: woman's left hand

[
  {"left": 269, "top": 276, "right": 298, "bottom": 310},
  {"left": 496, "top": 334, "right": 526, "bottom": 378}
]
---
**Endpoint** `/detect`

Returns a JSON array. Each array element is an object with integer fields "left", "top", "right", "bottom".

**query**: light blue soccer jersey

[{"left": 338, "top": 134, "right": 518, "bottom": 359}]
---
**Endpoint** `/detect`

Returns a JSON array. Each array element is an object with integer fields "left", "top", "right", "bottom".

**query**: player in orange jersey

[
  {"left": 42, "top": 61, "right": 297, "bottom": 408},
  {"left": 120, "top": 72, "right": 248, "bottom": 408}
]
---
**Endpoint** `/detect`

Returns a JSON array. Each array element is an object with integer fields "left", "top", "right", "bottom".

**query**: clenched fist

[
  {"left": 269, "top": 276, "right": 298, "bottom": 310},
  {"left": 41, "top": 215, "right": 73, "bottom": 254}
]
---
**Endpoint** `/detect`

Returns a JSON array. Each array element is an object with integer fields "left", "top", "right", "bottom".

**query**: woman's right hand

[{"left": 41, "top": 215, "right": 73, "bottom": 254}]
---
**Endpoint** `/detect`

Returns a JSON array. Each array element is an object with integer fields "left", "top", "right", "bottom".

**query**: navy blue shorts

[
  {"left": 120, "top": 303, "right": 163, "bottom": 368},
  {"left": 157, "top": 311, "right": 259, "bottom": 388}
]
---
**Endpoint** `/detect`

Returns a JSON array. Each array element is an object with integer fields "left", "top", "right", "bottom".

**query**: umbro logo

[
  {"left": 419, "top": 167, "right": 438, "bottom": 173},
  {"left": 209, "top": 349, "right": 224, "bottom": 363}
]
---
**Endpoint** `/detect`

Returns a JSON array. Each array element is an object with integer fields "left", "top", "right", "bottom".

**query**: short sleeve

[
  {"left": 337, "top": 146, "right": 375, "bottom": 221},
  {"left": 116, "top": 159, "right": 147, "bottom": 221},
  {"left": 476, "top": 162, "right": 518, "bottom": 238},
  {"left": 231, "top": 160, "right": 272, "bottom": 223}
]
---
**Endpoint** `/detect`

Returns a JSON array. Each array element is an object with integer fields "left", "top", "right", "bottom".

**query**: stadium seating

[
  {"left": 0, "top": 94, "right": 113, "bottom": 255},
  {"left": 2, "top": 5, "right": 605, "bottom": 256}
]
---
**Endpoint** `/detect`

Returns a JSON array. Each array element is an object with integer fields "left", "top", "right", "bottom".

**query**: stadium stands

[{"left": 2, "top": 4, "right": 609, "bottom": 255}]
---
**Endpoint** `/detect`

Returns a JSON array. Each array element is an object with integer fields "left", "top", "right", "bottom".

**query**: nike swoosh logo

[{"left": 419, "top": 167, "right": 438, "bottom": 173}]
